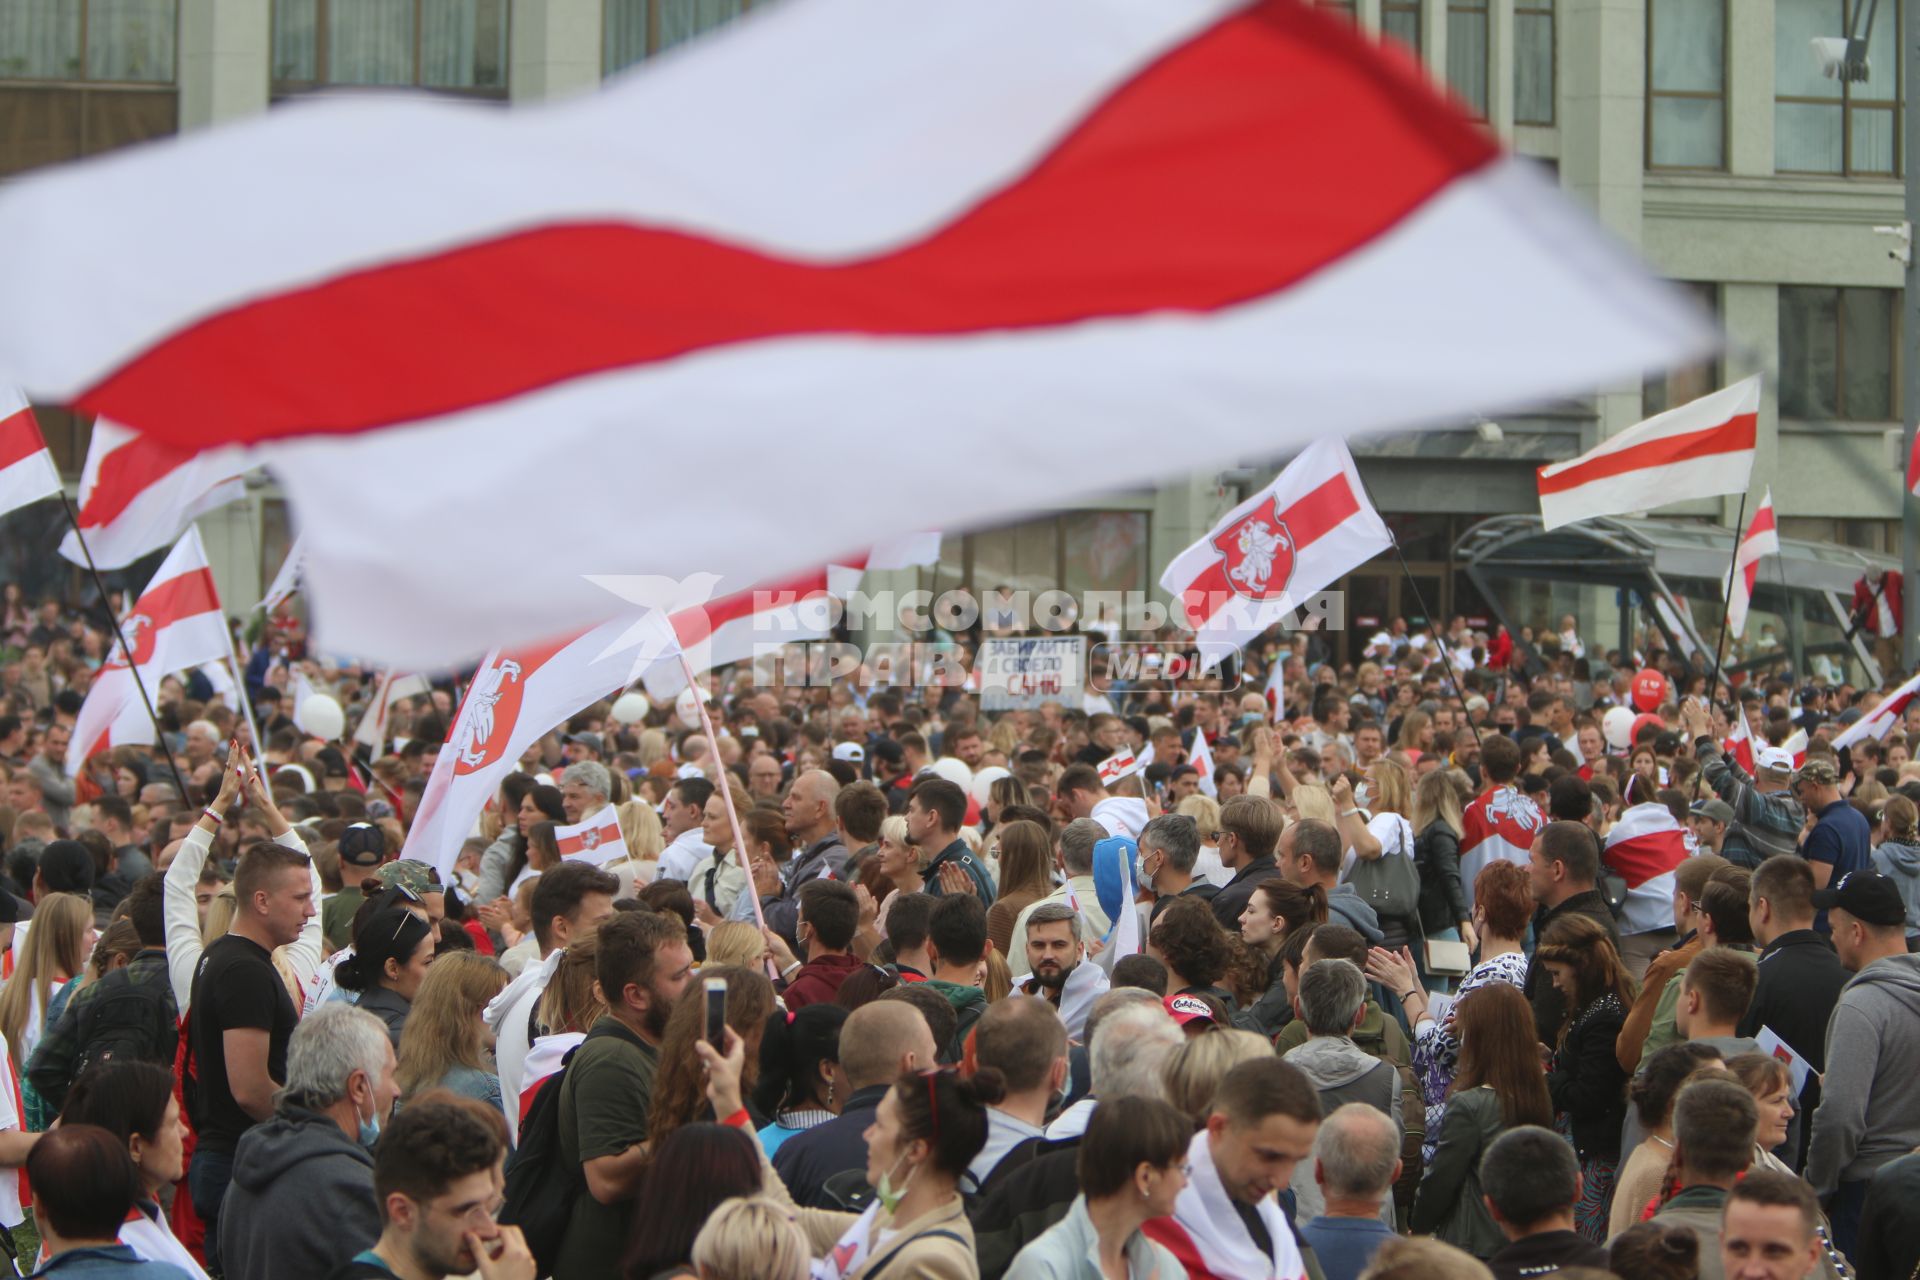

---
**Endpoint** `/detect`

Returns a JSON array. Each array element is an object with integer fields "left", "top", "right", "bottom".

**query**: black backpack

[
  {"left": 500, "top": 1026, "right": 616, "bottom": 1274},
  {"left": 72, "top": 968, "right": 178, "bottom": 1086}
]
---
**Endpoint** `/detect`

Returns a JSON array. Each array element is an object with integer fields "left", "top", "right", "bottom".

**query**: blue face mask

[{"left": 357, "top": 1092, "right": 382, "bottom": 1148}]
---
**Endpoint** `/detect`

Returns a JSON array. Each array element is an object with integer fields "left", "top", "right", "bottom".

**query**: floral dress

[{"left": 1411, "top": 950, "right": 1530, "bottom": 1167}]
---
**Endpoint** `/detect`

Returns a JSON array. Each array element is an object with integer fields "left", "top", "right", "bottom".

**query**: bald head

[
  {"left": 785, "top": 769, "right": 843, "bottom": 844},
  {"left": 1315, "top": 1102, "right": 1401, "bottom": 1200},
  {"left": 839, "top": 999, "right": 938, "bottom": 1090}
]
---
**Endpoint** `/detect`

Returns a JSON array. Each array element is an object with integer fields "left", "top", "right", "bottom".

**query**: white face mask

[
  {"left": 1353, "top": 783, "right": 1372, "bottom": 811},
  {"left": 1136, "top": 852, "right": 1157, "bottom": 892}
]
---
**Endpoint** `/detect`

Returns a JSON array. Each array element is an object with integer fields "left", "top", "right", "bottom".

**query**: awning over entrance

[{"left": 1454, "top": 515, "right": 1896, "bottom": 685}]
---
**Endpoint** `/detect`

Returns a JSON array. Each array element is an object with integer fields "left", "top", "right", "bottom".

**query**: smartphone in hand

[{"left": 704, "top": 976, "right": 728, "bottom": 1048}]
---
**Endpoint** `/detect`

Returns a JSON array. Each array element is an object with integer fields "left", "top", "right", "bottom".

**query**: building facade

[{"left": 0, "top": 0, "right": 1906, "bottom": 658}]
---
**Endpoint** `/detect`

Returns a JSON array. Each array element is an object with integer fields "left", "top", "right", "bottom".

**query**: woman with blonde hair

[
  {"left": 1162, "top": 1029, "right": 1273, "bottom": 1128},
  {"left": 706, "top": 921, "right": 772, "bottom": 971},
  {"left": 1175, "top": 794, "right": 1231, "bottom": 886},
  {"left": 512, "top": 933, "right": 608, "bottom": 1122},
  {"left": 396, "top": 951, "right": 510, "bottom": 1108},
  {"left": 636, "top": 728, "right": 669, "bottom": 769},
  {"left": 869, "top": 815, "right": 924, "bottom": 939},
  {"left": 688, "top": 1196, "right": 811, "bottom": 1280},
  {"left": 1412, "top": 765, "right": 1476, "bottom": 956},
  {"left": 1395, "top": 709, "right": 1433, "bottom": 758},
  {"left": 1, "top": 892, "right": 93, "bottom": 1129},
  {"left": 616, "top": 797, "right": 665, "bottom": 865}
]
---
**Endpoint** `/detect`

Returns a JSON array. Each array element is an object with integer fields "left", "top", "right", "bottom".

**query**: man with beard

[
  {"left": 331, "top": 1095, "right": 533, "bottom": 1280},
  {"left": 1016, "top": 903, "right": 1109, "bottom": 1040},
  {"left": 553, "top": 911, "right": 694, "bottom": 1275}
]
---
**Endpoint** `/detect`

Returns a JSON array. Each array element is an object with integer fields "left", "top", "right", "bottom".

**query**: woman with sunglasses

[
  {"left": 1002, "top": 1095, "right": 1190, "bottom": 1280},
  {"left": 697, "top": 1031, "right": 997, "bottom": 1279},
  {"left": 333, "top": 906, "right": 437, "bottom": 1047}
]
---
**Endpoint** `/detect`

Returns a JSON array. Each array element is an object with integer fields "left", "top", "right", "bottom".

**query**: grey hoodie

[
  {"left": 1807, "top": 954, "right": 1920, "bottom": 1194},
  {"left": 1282, "top": 1036, "right": 1401, "bottom": 1226},
  {"left": 219, "top": 1105, "right": 381, "bottom": 1280},
  {"left": 1871, "top": 840, "right": 1920, "bottom": 938},
  {"left": 1328, "top": 884, "right": 1384, "bottom": 943}
]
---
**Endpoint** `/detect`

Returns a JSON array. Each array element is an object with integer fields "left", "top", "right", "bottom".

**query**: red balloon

[
  {"left": 1631, "top": 669, "right": 1668, "bottom": 713},
  {"left": 1630, "top": 712, "right": 1666, "bottom": 745}
]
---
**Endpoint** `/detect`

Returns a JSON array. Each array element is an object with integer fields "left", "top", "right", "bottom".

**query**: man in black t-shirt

[{"left": 185, "top": 753, "right": 316, "bottom": 1275}]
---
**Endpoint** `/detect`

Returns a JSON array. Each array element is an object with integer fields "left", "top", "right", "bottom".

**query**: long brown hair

[
  {"left": 647, "top": 966, "right": 775, "bottom": 1148},
  {"left": 993, "top": 820, "right": 1054, "bottom": 901},
  {"left": 1534, "top": 913, "right": 1638, "bottom": 1029},
  {"left": 396, "top": 952, "right": 510, "bottom": 1098},
  {"left": 1450, "top": 983, "right": 1553, "bottom": 1128},
  {"left": 535, "top": 933, "right": 607, "bottom": 1036}
]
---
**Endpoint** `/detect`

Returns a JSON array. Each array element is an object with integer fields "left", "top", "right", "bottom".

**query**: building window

[
  {"left": 1514, "top": 0, "right": 1554, "bottom": 125},
  {"left": 606, "top": 0, "right": 774, "bottom": 75},
  {"left": 1779, "top": 286, "right": 1901, "bottom": 420},
  {"left": 1316, "top": 0, "right": 1357, "bottom": 18},
  {"left": 1647, "top": 0, "right": 1725, "bottom": 169},
  {"left": 1776, "top": 0, "right": 1900, "bottom": 175},
  {"left": 1446, "top": 0, "right": 1489, "bottom": 118},
  {"left": 0, "top": 0, "right": 178, "bottom": 177},
  {"left": 1381, "top": 0, "right": 1421, "bottom": 59},
  {"left": 271, "top": 0, "right": 508, "bottom": 95},
  {"left": 923, "top": 511, "right": 1151, "bottom": 608},
  {"left": 1644, "top": 282, "right": 1721, "bottom": 417}
]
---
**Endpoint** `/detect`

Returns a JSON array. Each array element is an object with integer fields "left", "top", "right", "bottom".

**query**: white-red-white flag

[
  {"left": 638, "top": 564, "right": 863, "bottom": 700},
  {"left": 355, "top": 670, "right": 433, "bottom": 757},
  {"left": 1537, "top": 376, "right": 1759, "bottom": 531},
  {"left": 58, "top": 420, "right": 246, "bottom": 570},
  {"left": 1458, "top": 786, "right": 1545, "bottom": 912},
  {"left": 1097, "top": 746, "right": 1142, "bottom": 786},
  {"left": 1725, "top": 489, "right": 1778, "bottom": 638},
  {"left": 257, "top": 535, "right": 305, "bottom": 615},
  {"left": 0, "top": 0, "right": 1715, "bottom": 669},
  {"left": 555, "top": 804, "right": 626, "bottom": 866},
  {"left": 404, "top": 611, "right": 678, "bottom": 883},
  {"left": 0, "top": 387, "right": 61, "bottom": 519},
  {"left": 1161, "top": 438, "right": 1391, "bottom": 662},
  {"left": 67, "top": 527, "right": 229, "bottom": 773},
  {"left": 1833, "top": 671, "right": 1920, "bottom": 751},
  {"left": 1605, "top": 802, "right": 1693, "bottom": 936},
  {"left": 1189, "top": 729, "right": 1218, "bottom": 799}
]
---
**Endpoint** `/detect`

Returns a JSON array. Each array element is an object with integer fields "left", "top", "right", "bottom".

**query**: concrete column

[
  {"left": 1560, "top": 0, "right": 1648, "bottom": 444},
  {"left": 1357, "top": 0, "right": 1382, "bottom": 34},
  {"left": 511, "top": 0, "right": 603, "bottom": 103},
  {"left": 1490, "top": 0, "right": 1516, "bottom": 141},
  {"left": 1726, "top": 0, "right": 1775, "bottom": 176},
  {"left": 177, "top": 0, "right": 269, "bottom": 131},
  {"left": 1423, "top": 0, "right": 1448, "bottom": 84}
]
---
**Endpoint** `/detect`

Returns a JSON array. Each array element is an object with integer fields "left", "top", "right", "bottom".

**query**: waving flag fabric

[
  {"left": 1605, "top": 802, "right": 1693, "bottom": 936},
  {"left": 1537, "top": 376, "right": 1759, "bottom": 531},
  {"left": 1458, "top": 786, "right": 1544, "bottom": 912},
  {"left": 0, "top": 0, "right": 1715, "bottom": 667},
  {"left": 1834, "top": 670, "right": 1920, "bottom": 751},
  {"left": 0, "top": 387, "right": 62, "bottom": 519},
  {"left": 1725, "top": 489, "right": 1778, "bottom": 637},
  {"left": 1162, "top": 438, "right": 1391, "bottom": 661},
  {"left": 555, "top": 804, "right": 626, "bottom": 866},
  {"left": 67, "top": 528, "right": 229, "bottom": 772},
  {"left": 58, "top": 420, "right": 245, "bottom": 570}
]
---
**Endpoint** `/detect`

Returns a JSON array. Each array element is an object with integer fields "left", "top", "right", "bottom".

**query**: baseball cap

[
  {"left": 374, "top": 859, "right": 440, "bottom": 899},
  {"left": 564, "top": 731, "right": 604, "bottom": 756},
  {"left": 832, "top": 741, "right": 866, "bottom": 764},
  {"left": 1754, "top": 747, "right": 1795, "bottom": 777},
  {"left": 1793, "top": 758, "right": 1840, "bottom": 787},
  {"left": 1164, "top": 993, "right": 1218, "bottom": 1028},
  {"left": 1689, "top": 798, "right": 1735, "bottom": 825},
  {"left": 1811, "top": 869, "right": 1908, "bottom": 928},
  {"left": 338, "top": 822, "right": 387, "bottom": 867}
]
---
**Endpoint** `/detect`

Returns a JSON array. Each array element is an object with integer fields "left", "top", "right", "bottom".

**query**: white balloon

[
  {"left": 298, "top": 693, "right": 346, "bottom": 741},
  {"left": 929, "top": 757, "right": 974, "bottom": 791},
  {"left": 969, "top": 765, "right": 1010, "bottom": 808},
  {"left": 675, "top": 686, "right": 705, "bottom": 730},
  {"left": 1602, "top": 705, "right": 1636, "bottom": 751},
  {"left": 611, "top": 692, "right": 651, "bottom": 725}
]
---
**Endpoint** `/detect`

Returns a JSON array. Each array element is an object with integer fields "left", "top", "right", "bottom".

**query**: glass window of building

[
  {"left": 1514, "top": 0, "right": 1554, "bottom": 125},
  {"left": 1778, "top": 286, "right": 1900, "bottom": 420},
  {"left": 0, "top": 0, "right": 178, "bottom": 176},
  {"left": 606, "top": 0, "right": 777, "bottom": 76},
  {"left": 1647, "top": 0, "right": 1725, "bottom": 169},
  {"left": 1643, "top": 282, "right": 1721, "bottom": 416},
  {"left": 1381, "top": 0, "right": 1422, "bottom": 59},
  {"left": 271, "top": 0, "right": 508, "bottom": 95},
  {"left": 1446, "top": 0, "right": 1489, "bottom": 118},
  {"left": 1776, "top": 0, "right": 1900, "bottom": 175}
]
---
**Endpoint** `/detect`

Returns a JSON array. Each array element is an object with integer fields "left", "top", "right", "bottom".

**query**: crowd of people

[{"left": 0, "top": 589, "right": 1915, "bottom": 1280}]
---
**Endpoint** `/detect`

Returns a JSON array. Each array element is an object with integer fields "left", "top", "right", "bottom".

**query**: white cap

[
  {"left": 832, "top": 741, "right": 866, "bottom": 763},
  {"left": 1755, "top": 746, "right": 1795, "bottom": 774}
]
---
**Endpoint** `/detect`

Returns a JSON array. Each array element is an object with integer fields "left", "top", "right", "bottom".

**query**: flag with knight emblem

[
  {"left": 556, "top": 804, "right": 626, "bottom": 866},
  {"left": 1161, "top": 438, "right": 1391, "bottom": 661}
]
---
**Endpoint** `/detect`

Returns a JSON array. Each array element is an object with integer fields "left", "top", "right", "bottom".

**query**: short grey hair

[
  {"left": 284, "top": 1004, "right": 390, "bottom": 1108},
  {"left": 562, "top": 760, "right": 612, "bottom": 801},
  {"left": 1059, "top": 818, "right": 1105, "bottom": 876},
  {"left": 1140, "top": 814, "right": 1200, "bottom": 874},
  {"left": 1298, "top": 959, "right": 1367, "bottom": 1037},
  {"left": 1314, "top": 1102, "right": 1400, "bottom": 1199},
  {"left": 1026, "top": 902, "right": 1081, "bottom": 942},
  {"left": 1090, "top": 1002, "right": 1183, "bottom": 1101}
]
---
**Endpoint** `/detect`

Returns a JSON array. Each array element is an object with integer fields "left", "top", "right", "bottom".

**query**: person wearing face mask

[{"left": 218, "top": 1004, "right": 401, "bottom": 1280}]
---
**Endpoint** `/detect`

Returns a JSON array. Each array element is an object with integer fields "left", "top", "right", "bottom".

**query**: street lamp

[{"left": 1816, "top": 0, "right": 1918, "bottom": 675}]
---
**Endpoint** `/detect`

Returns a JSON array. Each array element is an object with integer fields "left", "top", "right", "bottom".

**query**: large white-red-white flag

[
  {"left": 1833, "top": 670, "right": 1920, "bottom": 751},
  {"left": 1161, "top": 438, "right": 1391, "bottom": 660},
  {"left": 403, "top": 611, "right": 678, "bottom": 883},
  {"left": 67, "top": 527, "right": 229, "bottom": 773},
  {"left": 1725, "top": 488, "right": 1778, "bottom": 637},
  {"left": 58, "top": 420, "right": 246, "bottom": 570},
  {"left": 0, "top": 0, "right": 1715, "bottom": 668},
  {"left": 1537, "top": 376, "right": 1759, "bottom": 531},
  {"left": 637, "top": 563, "right": 865, "bottom": 700},
  {"left": 1458, "top": 785, "right": 1545, "bottom": 912},
  {"left": 0, "top": 387, "right": 62, "bottom": 519},
  {"left": 1604, "top": 802, "right": 1693, "bottom": 936}
]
